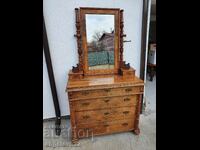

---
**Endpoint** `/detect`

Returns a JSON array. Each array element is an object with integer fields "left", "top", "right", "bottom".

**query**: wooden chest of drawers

[{"left": 66, "top": 75, "right": 144, "bottom": 143}]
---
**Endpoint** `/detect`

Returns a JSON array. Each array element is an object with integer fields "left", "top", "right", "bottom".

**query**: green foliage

[{"left": 88, "top": 50, "right": 114, "bottom": 66}]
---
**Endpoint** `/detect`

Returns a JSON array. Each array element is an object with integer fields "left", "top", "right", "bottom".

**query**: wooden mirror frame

[{"left": 73, "top": 7, "right": 129, "bottom": 76}]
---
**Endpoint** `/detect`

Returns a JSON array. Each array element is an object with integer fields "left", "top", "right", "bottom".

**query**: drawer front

[
  {"left": 74, "top": 95, "right": 138, "bottom": 111},
  {"left": 69, "top": 86, "right": 143, "bottom": 99},
  {"left": 75, "top": 107, "right": 136, "bottom": 124},
  {"left": 77, "top": 119, "right": 134, "bottom": 138}
]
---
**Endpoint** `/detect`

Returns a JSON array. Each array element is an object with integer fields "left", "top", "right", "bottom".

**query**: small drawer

[
  {"left": 74, "top": 95, "right": 138, "bottom": 111},
  {"left": 69, "top": 86, "right": 143, "bottom": 99},
  {"left": 75, "top": 106, "right": 136, "bottom": 124}
]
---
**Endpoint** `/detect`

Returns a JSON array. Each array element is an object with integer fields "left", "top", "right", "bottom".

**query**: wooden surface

[
  {"left": 66, "top": 74, "right": 144, "bottom": 143},
  {"left": 73, "top": 95, "right": 138, "bottom": 111},
  {"left": 67, "top": 73, "right": 143, "bottom": 91},
  {"left": 67, "top": 7, "right": 144, "bottom": 144}
]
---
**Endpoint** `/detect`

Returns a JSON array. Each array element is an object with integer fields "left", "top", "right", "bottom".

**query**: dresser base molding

[{"left": 71, "top": 127, "right": 140, "bottom": 144}]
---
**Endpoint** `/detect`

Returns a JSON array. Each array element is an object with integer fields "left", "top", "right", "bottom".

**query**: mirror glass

[{"left": 86, "top": 14, "right": 115, "bottom": 70}]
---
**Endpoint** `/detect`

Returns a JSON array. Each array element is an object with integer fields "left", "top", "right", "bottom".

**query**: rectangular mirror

[
  {"left": 86, "top": 14, "right": 115, "bottom": 70},
  {"left": 80, "top": 8, "right": 120, "bottom": 75}
]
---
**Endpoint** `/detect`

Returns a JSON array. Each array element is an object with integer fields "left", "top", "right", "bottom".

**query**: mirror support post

[
  {"left": 119, "top": 9, "right": 124, "bottom": 67},
  {"left": 72, "top": 8, "right": 83, "bottom": 73}
]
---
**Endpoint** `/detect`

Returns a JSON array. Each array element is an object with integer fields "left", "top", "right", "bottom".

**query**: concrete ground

[{"left": 43, "top": 76, "right": 156, "bottom": 150}]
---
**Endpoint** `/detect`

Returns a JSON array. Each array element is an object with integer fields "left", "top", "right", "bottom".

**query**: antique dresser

[{"left": 66, "top": 7, "right": 144, "bottom": 144}]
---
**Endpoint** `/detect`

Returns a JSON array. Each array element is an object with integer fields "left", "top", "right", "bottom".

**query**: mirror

[{"left": 86, "top": 14, "right": 115, "bottom": 70}]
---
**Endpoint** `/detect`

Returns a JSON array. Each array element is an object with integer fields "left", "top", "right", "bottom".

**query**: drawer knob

[
  {"left": 68, "top": 93, "right": 73, "bottom": 97},
  {"left": 82, "top": 115, "right": 90, "bottom": 119},
  {"left": 104, "top": 99, "right": 110, "bottom": 103},
  {"left": 81, "top": 102, "right": 90, "bottom": 106},
  {"left": 125, "top": 88, "right": 132, "bottom": 92},
  {"left": 82, "top": 91, "right": 89, "bottom": 95},
  {"left": 104, "top": 89, "right": 111, "bottom": 92},
  {"left": 104, "top": 124, "right": 109, "bottom": 127},
  {"left": 122, "top": 123, "right": 128, "bottom": 126},
  {"left": 124, "top": 98, "right": 130, "bottom": 101},
  {"left": 104, "top": 112, "right": 110, "bottom": 115},
  {"left": 123, "top": 111, "right": 129, "bottom": 114}
]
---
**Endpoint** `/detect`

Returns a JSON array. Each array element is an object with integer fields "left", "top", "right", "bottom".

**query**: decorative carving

[
  {"left": 120, "top": 9, "right": 125, "bottom": 67},
  {"left": 119, "top": 10, "right": 133, "bottom": 74},
  {"left": 69, "top": 100, "right": 79, "bottom": 144},
  {"left": 73, "top": 8, "right": 83, "bottom": 73},
  {"left": 72, "top": 64, "right": 81, "bottom": 73},
  {"left": 66, "top": 8, "right": 144, "bottom": 144},
  {"left": 133, "top": 128, "right": 140, "bottom": 135},
  {"left": 133, "top": 95, "right": 142, "bottom": 135},
  {"left": 120, "top": 61, "right": 130, "bottom": 70}
]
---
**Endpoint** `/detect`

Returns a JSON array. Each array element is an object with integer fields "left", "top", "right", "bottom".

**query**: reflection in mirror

[{"left": 86, "top": 14, "right": 115, "bottom": 70}]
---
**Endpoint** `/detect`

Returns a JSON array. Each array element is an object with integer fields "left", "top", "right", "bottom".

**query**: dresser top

[{"left": 67, "top": 75, "right": 144, "bottom": 91}]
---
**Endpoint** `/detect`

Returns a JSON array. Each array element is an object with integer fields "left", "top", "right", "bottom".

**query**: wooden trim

[
  {"left": 69, "top": 100, "right": 78, "bottom": 144},
  {"left": 67, "top": 83, "right": 144, "bottom": 92},
  {"left": 133, "top": 94, "right": 142, "bottom": 134},
  {"left": 80, "top": 7, "right": 120, "bottom": 11},
  {"left": 80, "top": 8, "right": 120, "bottom": 75},
  {"left": 69, "top": 93, "right": 144, "bottom": 102}
]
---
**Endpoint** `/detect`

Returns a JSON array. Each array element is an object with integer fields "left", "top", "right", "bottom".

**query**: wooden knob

[
  {"left": 104, "top": 124, "right": 109, "bottom": 127},
  {"left": 104, "top": 89, "right": 111, "bottom": 92},
  {"left": 124, "top": 98, "right": 130, "bottom": 101},
  {"left": 82, "top": 115, "right": 90, "bottom": 119},
  {"left": 104, "top": 112, "right": 110, "bottom": 115},
  {"left": 82, "top": 91, "right": 89, "bottom": 95},
  {"left": 122, "top": 123, "right": 128, "bottom": 126},
  {"left": 81, "top": 102, "right": 90, "bottom": 106},
  {"left": 104, "top": 99, "right": 110, "bottom": 103},
  {"left": 125, "top": 88, "right": 132, "bottom": 92},
  {"left": 123, "top": 111, "right": 129, "bottom": 114}
]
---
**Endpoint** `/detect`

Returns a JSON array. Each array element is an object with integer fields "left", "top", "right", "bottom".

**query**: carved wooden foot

[
  {"left": 72, "top": 137, "right": 79, "bottom": 144},
  {"left": 71, "top": 129, "right": 78, "bottom": 144},
  {"left": 133, "top": 128, "right": 140, "bottom": 135}
]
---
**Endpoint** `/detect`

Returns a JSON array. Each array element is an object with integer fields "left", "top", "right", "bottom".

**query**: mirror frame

[
  {"left": 73, "top": 7, "right": 127, "bottom": 76},
  {"left": 81, "top": 7, "right": 120, "bottom": 75}
]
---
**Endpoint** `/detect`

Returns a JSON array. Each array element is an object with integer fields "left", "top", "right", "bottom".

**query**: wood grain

[
  {"left": 67, "top": 74, "right": 144, "bottom": 143},
  {"left": 75, "top": 106, "right": 136, "bottom": 124},
  {"left": 73, "top": 95, "right": 138, "bottom": 111},
  {"left": 67, "top": 7, "right": 144, "bottom": 144},
  {"left": 77, "top": 119, "right": 135, "bottom": 138},
  {"left": 69, "top": 86, "right": 143, "bottom": 99}
]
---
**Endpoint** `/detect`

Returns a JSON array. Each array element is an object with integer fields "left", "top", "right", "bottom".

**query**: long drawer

[
  {"left": 74, "top": 95, "right": 138, "bottom": 111},
  {"left": 75, "top": 106, "right": 136, "bottom": 124},
  {"left": 68, "top": 86, "right": 143, "bottom": 100},
  {"left": 76, "top": 119, "right": 135, "bottom": 138}
]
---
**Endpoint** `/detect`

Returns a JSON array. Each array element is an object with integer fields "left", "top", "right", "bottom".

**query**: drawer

[
  {"left": 74, "top": 95, "right": 138, "bottom": 111},
  {"left": 76, "top": 119, "right": 134, "bottom": 138},
  {"left": 75, "top": 106, "right": 136, "bottom": 124},
  {"left": 68, "top": 86, "right": 143, "bottom": 99}
]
